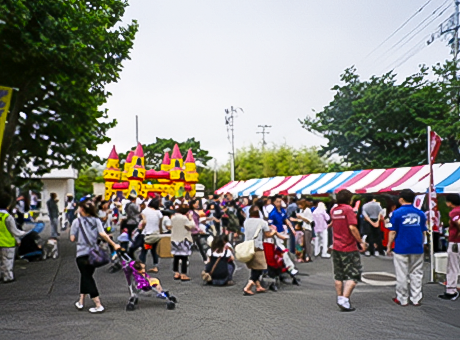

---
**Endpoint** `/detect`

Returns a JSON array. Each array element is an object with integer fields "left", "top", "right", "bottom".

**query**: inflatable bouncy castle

[{"left": 103, "top": 143, "right": 199, "bottom": 200}]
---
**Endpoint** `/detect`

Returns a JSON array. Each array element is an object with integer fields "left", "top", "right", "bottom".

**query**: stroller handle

[{"left": 116, "top": 249, "right": 132, "bottom": 262}]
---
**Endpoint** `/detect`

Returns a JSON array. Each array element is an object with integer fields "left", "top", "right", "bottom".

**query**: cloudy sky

[{"left": 100, "top": 0, "right": 455, "bottom": 165}]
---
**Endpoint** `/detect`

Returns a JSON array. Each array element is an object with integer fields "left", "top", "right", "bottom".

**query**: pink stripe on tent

[
  {"left": 263, "top": 176, "right": 291, "bottom": 196},
  {"left": 355, "top": 168, "right": 396, "bottom": 194},
  {"left": 378, "top": 165, "right": 424, "bottom": 192},
  {"left": 215, "top": 181, "right": 233, "bottom": 194},
  {"left": 334, "top": 170, "right": 371, "bottom": 193},
  {"left": 279, "top": 175, "right": 309, "bottom": 195},
  {"left": 215, "top": 181, "right": 240, "bottom": 194}
]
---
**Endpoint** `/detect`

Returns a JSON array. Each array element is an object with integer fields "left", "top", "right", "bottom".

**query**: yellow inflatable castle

[{"left": 103, "top": 143, "right": 199, "bottom": 200}]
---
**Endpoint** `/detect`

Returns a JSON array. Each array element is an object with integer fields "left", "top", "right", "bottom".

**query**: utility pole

[
  {"left": 225, "top": 106, "right": 243, "bottom": 181},
  {"left": 256, "top": 125, "right": 271, "bottom": 148},
  {"left": 135, "top": 115, "right": 139, "bottom": 144},
  {"left": 429, "top": 0, "right": 460, "bottom": 61}
]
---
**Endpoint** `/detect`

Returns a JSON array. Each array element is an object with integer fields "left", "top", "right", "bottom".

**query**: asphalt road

[{"left": 1, "top": 227, "right": 459, "bottom": 340}]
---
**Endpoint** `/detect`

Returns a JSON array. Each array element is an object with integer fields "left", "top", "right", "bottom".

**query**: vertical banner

[
  {"left": 0, "top": 86, "right": 14, "bottom": 157},
  {"left": 413, "top": 194, "right": 425, "bottom": 210},
  {"left": 427, "top": 126, "right": 442, "bottom": 282}
]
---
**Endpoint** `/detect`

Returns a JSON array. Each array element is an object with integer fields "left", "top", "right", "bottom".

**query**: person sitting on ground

[
  {"left": 0, "top": 192, "right": 27, "bottom": 283},
  {"left": 132, "top": 260, "right": 167, "bottom": 298},
  {"left": 204, "top": 235, "right": 235, "bottom": 286}
]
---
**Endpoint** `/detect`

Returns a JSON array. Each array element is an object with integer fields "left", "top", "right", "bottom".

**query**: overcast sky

[{"left": 100, "top": 0, "right": 455, "bottom": 166}]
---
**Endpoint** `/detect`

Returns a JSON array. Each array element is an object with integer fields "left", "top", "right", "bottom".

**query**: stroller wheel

[
  {"left": 169, "top": 295, "right": 177, "bottom": 303},
  {"left": 126, "top": 303, "right": 135, "bottom": 311},
  {"left": 166, "top": 301, "right": 175, "bottom": 310}
]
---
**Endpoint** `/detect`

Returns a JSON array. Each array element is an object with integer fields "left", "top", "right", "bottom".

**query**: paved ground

[{"left": 1, "top": 226, "right": 459, "bottom": 340}]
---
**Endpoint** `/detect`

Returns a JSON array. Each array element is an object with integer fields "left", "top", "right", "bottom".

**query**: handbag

[
  {"left": 78, "top": 218, "right": 110, "bottom": 268},
  {"left": 201, "top": 256, "right": 222, "bottom": 282},
  {"left": 144, "top": 232, "right": 161, "bottom": 245},
  {"left": 235, "top": 223, "right": 262, "bottom": 263}
]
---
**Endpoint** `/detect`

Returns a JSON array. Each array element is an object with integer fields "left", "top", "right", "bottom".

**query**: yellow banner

[{"left": 0, "top": 86, "right": 13, "bottom": 157}]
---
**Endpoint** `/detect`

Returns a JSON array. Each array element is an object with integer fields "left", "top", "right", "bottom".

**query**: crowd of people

[{"left": 1, "top": 187, "right": 460, "bottom": 313}]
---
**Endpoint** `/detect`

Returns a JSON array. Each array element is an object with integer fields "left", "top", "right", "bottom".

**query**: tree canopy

[
  {"left": 119, "top": 137, "right": 212, "bottom": 169},
  {"left": 0, "top": 0, "right": 138, "bottom": 192},
  {"left": 300, "top": 61, "right": 460, "bottom": 169},
  {"left": 235, "top": 144, "right": 329, "bottom": 180}
]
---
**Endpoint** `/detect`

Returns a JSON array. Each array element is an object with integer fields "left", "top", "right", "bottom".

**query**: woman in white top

[
  {"left": 296, "top": 199, "right": 314, "bottom": 262},
  {"left": 139, "top": 199, "right": 163, "bottom": 273},
  {"left": 243, "top": 206, "right": 282, "bottom": 296}
]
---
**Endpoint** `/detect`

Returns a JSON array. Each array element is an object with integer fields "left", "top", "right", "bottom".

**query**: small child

[
  {"left": 295, "top": 229, "right": 305, "bottom": 262},
  {"left": 132, "top": 261, "right": 167, "bottom": 299}
]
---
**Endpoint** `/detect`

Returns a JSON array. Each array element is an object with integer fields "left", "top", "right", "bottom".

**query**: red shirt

[
  {"left": 448, "top": 206, "right": 460, "bottom": 243},
  {"left": 331, "top": 204, "right": 358, "bottom": 252}
]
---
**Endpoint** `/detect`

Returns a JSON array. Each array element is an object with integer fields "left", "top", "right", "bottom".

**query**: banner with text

[{"left": 0, "top": 86, "right": 13, "bottom": 157}]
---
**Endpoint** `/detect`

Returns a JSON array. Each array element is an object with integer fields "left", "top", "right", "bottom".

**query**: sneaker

[
  {"left": 75, "top": 301, "right": 84, "bottom": 310},
  {"left": 226, "top": 280, "right": 236, "bottom": 286},
  {"left": 321, "top": 254, "right": 331, "bottom": 259},
  {"left": 89, "top": 306, "right": 105, "bottom": 313},
  {"left": 337, "top": 302, "right": 356, "bottom": 312},
  {"left": 374, "top": 251, "right": 380, "bottom": 257},
  {"left": 438, "top": 292, "right": 460, "bottom": 301},
  {"left": 392, "top": 297, "right": 408, "bottom": 306},
  {"left": 364, "top": 251, "right": 371, "bottom": 257}
]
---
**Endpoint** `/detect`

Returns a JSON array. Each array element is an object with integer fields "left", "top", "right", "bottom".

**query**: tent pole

[{"left": 427, "top": 126, "right": 435, "bottom": 282}]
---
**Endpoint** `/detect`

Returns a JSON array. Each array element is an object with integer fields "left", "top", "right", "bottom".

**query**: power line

[
  {"left": 374, "top": 0, "right": 451, "bottom": 65},
  {"left": 378, "top": 2, "right": 452, "bottom": 69},
  {"left": 364, "top": 0, "right": 434, "bottom": 59}
]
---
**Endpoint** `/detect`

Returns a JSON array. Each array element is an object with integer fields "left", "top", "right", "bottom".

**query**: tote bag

[{"left": 235, "top": 223, "right": 262, "bottom": 263}]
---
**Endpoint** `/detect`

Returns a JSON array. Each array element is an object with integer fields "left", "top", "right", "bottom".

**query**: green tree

[
  {"left": 0, "top": 1, "right": 138, "bottom": 192},
  {"left": 300, "top": 63, "right": 460, "bottom": 169},
  {"left": 74, "top": 167, "right": 104, "bottom": 198},
  {"left": 235, "top": 144, "right": 329, "bottom": 180},
  {"left": 119, "top": 137, "right": 212, "bottom": 169}
]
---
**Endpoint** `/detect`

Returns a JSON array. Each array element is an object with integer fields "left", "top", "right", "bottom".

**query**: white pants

[
  {"left": 446, "top": 243, "right": 460, "bottom": 295},
  {"left": 273, "top": 234, "right": 296, "bottom": 273},
  {"left": 314, "top": 229, "right": 328, "bottom": 257},
  {"left": 0, "top": 247, "right": 16, "bottom": 282},
  {"left": 393, "top": 253, "right": 424, "bottom": 305}
]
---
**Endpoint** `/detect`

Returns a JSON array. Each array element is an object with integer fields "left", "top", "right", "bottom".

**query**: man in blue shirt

[
  {"left": 268, "top": 195, "right": 298, "bottom": 280},
  {"left": 387, "top": 189, "right": 427, "bottom": 307},
  {"left": 269, "top": 196, "right": 295, "bottom": 234}
]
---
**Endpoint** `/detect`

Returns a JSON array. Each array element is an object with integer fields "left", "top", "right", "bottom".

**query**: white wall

[{"left": 41, "top": 179, "right": 74, "bottom": 214}]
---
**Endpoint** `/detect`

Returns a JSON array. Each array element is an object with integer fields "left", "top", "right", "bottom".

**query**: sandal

[
  {"left": 256, "top": 288, "right": 267, "bottom": 293},
  {"left": 148, "top": 267, "right": 159, "bottom": 273},
  {"left": 180, "top": 275, "right": 191, "bottom": 281},
  {"left": 243, "top": 289, "right": 254, "bottom": 296},
  {"left": 173, "top": 273, "right": 181, "bottom": 280}
]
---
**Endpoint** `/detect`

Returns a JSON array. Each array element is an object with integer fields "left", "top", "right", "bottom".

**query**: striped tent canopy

[{"left": 214, "top": 162, "right": 460, "bottom": 196}]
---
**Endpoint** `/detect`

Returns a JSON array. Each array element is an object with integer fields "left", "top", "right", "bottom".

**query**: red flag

[
  {"left": 428, "top": 129, "right": 442, "bottom": 233},
  {"left": 430, "top": 130, "right": 442, "bottom": 163}
]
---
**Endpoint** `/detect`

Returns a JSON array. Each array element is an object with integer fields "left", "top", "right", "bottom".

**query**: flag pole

[{"left": 427, "top": 126, "right": 435, "bottom": 282}]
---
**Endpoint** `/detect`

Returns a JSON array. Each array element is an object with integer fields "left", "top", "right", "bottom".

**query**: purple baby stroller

[{"left": 118, "top": 251, "right": 177, "bottom": 311}]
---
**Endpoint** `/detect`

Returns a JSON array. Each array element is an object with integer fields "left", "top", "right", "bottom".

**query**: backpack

[{"left": 227, "top": 210, "right": 240, "bottom": 233}]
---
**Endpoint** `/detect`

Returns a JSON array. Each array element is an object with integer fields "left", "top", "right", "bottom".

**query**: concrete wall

[{"left": 41, "top": 179, "right": 75, "bottom": 214}]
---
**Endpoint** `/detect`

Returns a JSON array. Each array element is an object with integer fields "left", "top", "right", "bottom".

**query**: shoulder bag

[
  {"left": 78, "top": 218, "right": 110, "bottom": 268},
  {"left": 201, "top": 256, "right": 222, "bottom": 282},
  {"left": 234, "top": 223, "right": 262, "bottom": 263}
]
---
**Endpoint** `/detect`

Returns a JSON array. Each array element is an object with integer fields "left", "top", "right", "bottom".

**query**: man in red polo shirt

[
  {"left": 331, "top": 189, "right": 367, "bottom": 312},
  {"left": 439, "top": 193, "right": 460, "bottom": 301}
]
